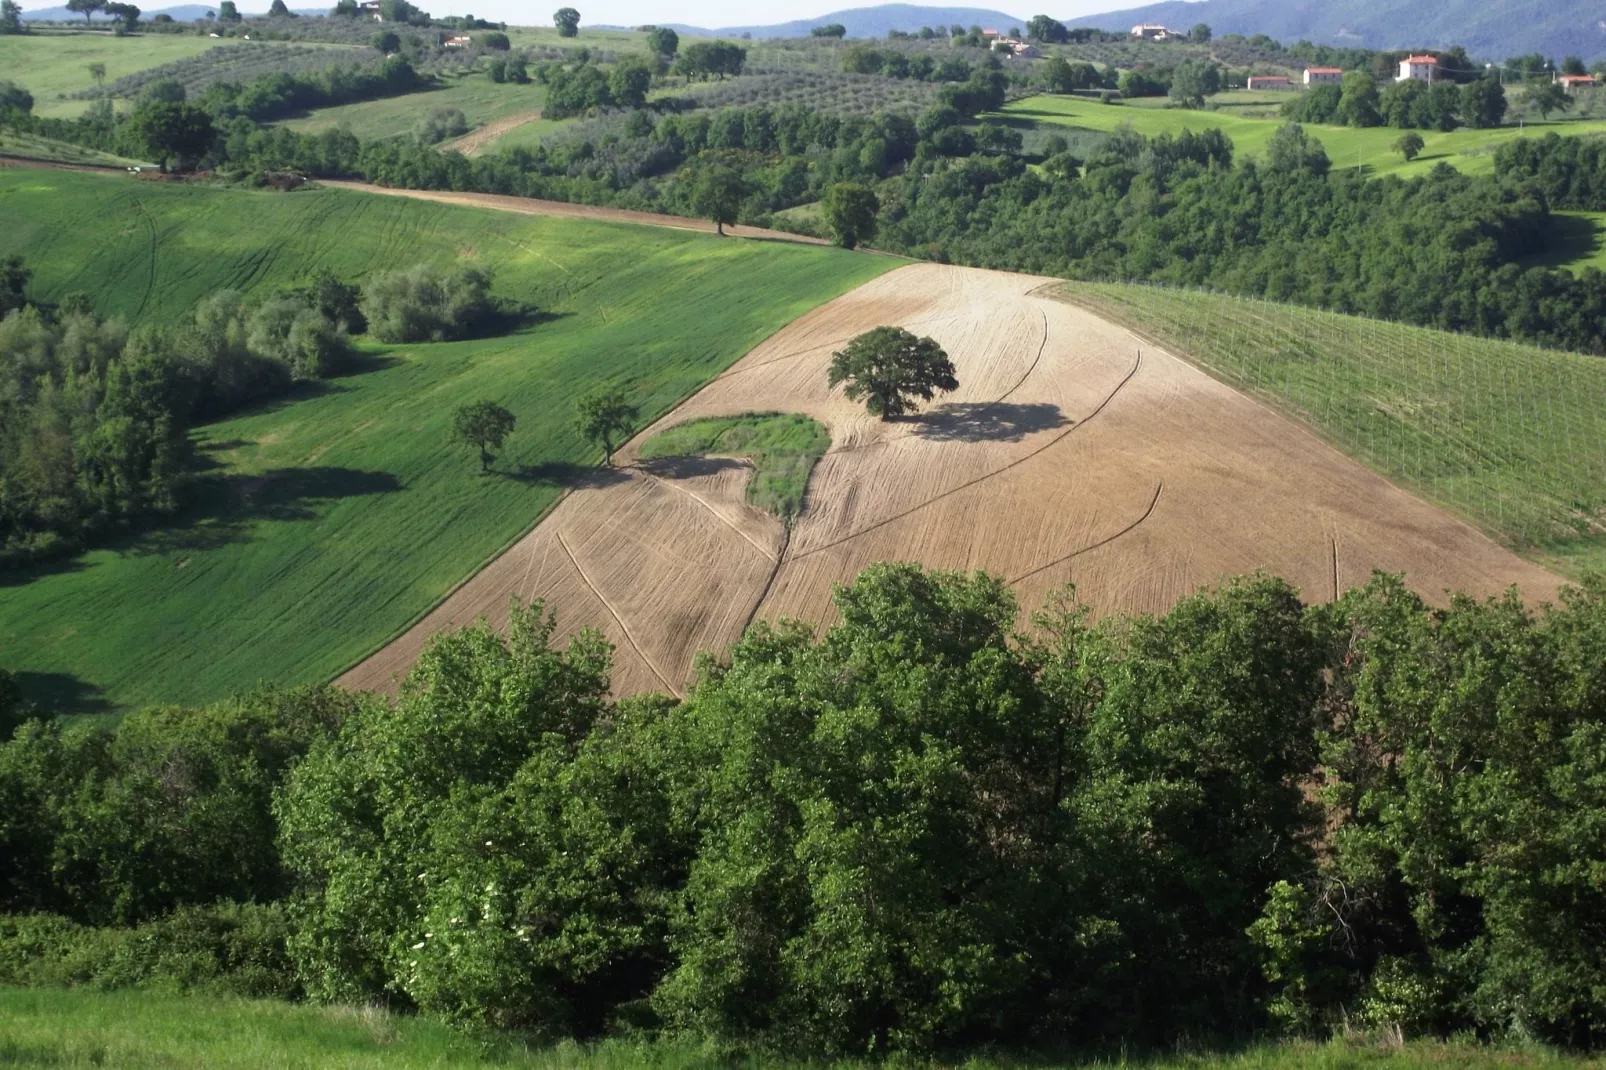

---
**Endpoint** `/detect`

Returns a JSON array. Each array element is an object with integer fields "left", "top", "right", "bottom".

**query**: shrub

[{"left": 359, "top": 263, "right": 495, "bottom": 343}]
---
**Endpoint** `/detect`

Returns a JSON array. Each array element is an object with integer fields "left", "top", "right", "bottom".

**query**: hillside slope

[
  {"left": 1069, "top": 0, "right": 1606, "bottom": 61},
  {"left": 0, "top": 170, "right": 889, "bottom": 714},
  {"left": 650, "top": 4, "right": 1028, "bottom": 39}
]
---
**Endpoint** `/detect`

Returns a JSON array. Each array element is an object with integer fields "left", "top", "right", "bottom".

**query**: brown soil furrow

[
  {"left": 556, "top": 530, "right": 680, "bottom": 697},
  {"left": 788, "top": 350, "right": 1142, "bottom": 563},
  {"left": 1009, "top": 483, "right": 1164, "bottom": 585},
  {"left": 640, "top": 467, "right": 776, "bottom": 563}
]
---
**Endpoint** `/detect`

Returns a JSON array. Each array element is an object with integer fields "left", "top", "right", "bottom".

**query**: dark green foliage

[
  {"left": 829, "top": 325, "right": 957, "bottom": 419},
  {"left": 1461, "top": 77, "right": 1507, "bottom": 128},
  {"left": 416, "top": 106, "right": 468, "bottom": 143},
  {"left": 1027, "top": 14, "right": 1069, "bottom": 43},
  {"left": 1392, "top": 131, "right": 1424, "bottom": 161},
  {"left": 479, "top": 30, "right": 509, "bottom": 50},
  {"left": 372, "top": 28, "right": 399, "bottom": 52},
  {"left": 810, "top": 22, "right": 845, "bottom": 37},
  {"left": 0, "top": 670, "right": 24, "bottom": 741},
  {"left": 1168, "top": 59, "right": 1222, "bottom": 108},
  {"left": 673, "top": 40, "right": 746, "bottom": 82},
  {"left": 553, "top": 5, "right": 579, "bottom": 37},
  {"left": 646, "top": 25, "right": 678, "bottom": 57},
  {"left": 0, "top": 903, "right": 299, "bottom": 999},
  {"left": 688, "top": 162, "right": 745, "bottom": 234},
  {"left": 0, "top": 0, "right": 22, "bottom": 34},
  {"left": 608, "top": 55, "right": 653, "bottom": 110},
  {"left": 127, "top": 101, "right": 215, "bottom": 171},
  {"left": 1530, "top": 82, "right": 1571, "bottom": 121},
  {"left": 450, "top": 399, "right": 515, "bottom": 473},
  {"left": 574, "top": 387, "right": 637, "bottom": 465},
  {"left": 820, "top": 181, "right": 878, "bottom": 249},
  {"left": 359, "top": 263, "right": 493, "bottom": 343},
  {"left": 0, "top": 686, "right": 352, "bottom": 924}
]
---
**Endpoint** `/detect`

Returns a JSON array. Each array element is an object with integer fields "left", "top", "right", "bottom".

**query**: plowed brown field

[{"left": 340, "top": 264, "right": 1562, "bottom": 697}]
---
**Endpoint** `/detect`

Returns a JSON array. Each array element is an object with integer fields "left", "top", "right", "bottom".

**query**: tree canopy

[
  {"left": 574, "top": 387, "right": 638, "bottom": 465},
  {"left": 828, "top": 325, "right": 958, "bottom": 420},
  {"left": 820, "top": 181, "right": 878, "bottom": 249},
  {"left": 552, "top": 5, "right": 579, "bottom": 36},
  {"left": 450, "top": 400, "right": 515, "bottom": 473}
]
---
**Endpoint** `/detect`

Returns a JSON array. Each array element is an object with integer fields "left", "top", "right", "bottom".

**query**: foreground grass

[
  {"left": 1001, "top": 94, "right": 1606, "bottom": 179},
  {"left": 639, "top": 412, "right": 830, "bottom": 521},
  {"left": 1059, "top": 283, "right": 1606, "bottom": 576},
  {"left": 0, "top": 170, "right": 890, "bottom": 714},
  {"left": 277, "top": 68, "right": 545, "bottom": 141},
  {"left": 0, "top": 31, "right": 224, "bottom": 118},
  {"left": 2, "top": 987, "right": 1602, "bottom": 1069}
]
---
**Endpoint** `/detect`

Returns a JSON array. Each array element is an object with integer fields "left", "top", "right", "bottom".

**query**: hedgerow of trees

[{"left": 2, "top": 566, "right": 1605, "bottom": 1054}]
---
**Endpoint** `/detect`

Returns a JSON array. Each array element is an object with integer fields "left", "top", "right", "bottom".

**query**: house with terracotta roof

[
  {"left": 1130, "top": 24, "right": 1169, "bottom": 40},
  {"left": 1397, "top": 55, "right": 1438, "bottom": 83},
  {"left": 1247, "top": 75, "right": 1294, "bottom": 90},
  {"left": 1304, "top": 67, "right": 1343, "bottom": 86},
  {"left": 1559, "top": 74, "right": 1598, "bottom": 93}
]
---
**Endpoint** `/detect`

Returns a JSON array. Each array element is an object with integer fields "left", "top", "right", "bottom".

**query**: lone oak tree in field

[
  {"left": 690, "top": 164, "right": 745, "bottom": 235},
  {"left": 1392, "top": 131, "right": 1425, "bottom": 161},
  {"left": 451, "top": 400, "right": 516, "bottom": 473},
  {"left": 129, "top": 101, "right": 216, "bottom": 171},
  {"left": 829, "top": 326, "right": 958, "bottom": 420},
  {"left": 821, "top": 182, "right": 878, "bottom": 250},
  {"left": 576, "top": 388, "right": 637, "bottom": 465},
  {"left": 553, "top": 5, "right": 579, "bottom": 36}
]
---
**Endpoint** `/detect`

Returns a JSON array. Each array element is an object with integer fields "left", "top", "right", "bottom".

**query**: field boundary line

[
  {"left": 556, "top": 530, "right": 681, "bottom": 698},
  {"left": 637, "top": 466, "right": 778, "bottom": 563},
  {"left": 1008, "top": 482, "right": 1163, "bottom": 585},
  {"left": 791, "top": 349, "right": 1143, "bottom": 562}
]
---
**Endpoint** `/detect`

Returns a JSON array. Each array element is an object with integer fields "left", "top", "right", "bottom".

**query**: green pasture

[
  {"left": 1001, "top": 93, "right": 1606, "bottom": 178},
  {"left": 277, "top": 67, "right": 545, "bottom": 141},
  {"left": 3, "top": 987, "right": 1602, "bottom": 1070},
  {"left": 479, "top": 115, "right": 571, "bottom": 154},
  {"left": 0, "top": 129, "right": 146, "bottom": 166},
  {"left": 0, "top": 170, "right": 890, "bottom": 714},
  {"left": 1060, "top": 283, "right": 1606, "bottom": 576},
  {"left": 0, "top": 31, "right": 224, "bottom": 117},
  {"left": 640, "top": 412, "right": 830, "bottom": 520}
]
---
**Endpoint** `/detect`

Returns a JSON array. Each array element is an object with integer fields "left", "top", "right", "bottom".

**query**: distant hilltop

[{"left": 601, "top": 4, "right": 1030, "bottom": 40}]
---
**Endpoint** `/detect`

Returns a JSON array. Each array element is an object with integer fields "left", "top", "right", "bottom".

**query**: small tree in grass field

[
  {"left": 829, "top": 326, "right": 958, "bottom": 420},
  {"left": 452, "top": 400, "right": 516, "bottom": 473},
  {"left": 576, "top": 388, "right": 638, "bottom": 465}
]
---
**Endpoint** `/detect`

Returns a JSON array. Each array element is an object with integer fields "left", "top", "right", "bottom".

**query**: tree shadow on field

[
  {"left": 634, "top": 455, "right": 749, "bottom": 480},
  {"left": 126, "top": 466, "right": 403, "bottom": 557},
  {"left": 502, "top": 460, "right": 630, "bottom": 488},
  {"left": 911, "top": 401, "right": 1070, "bottom": 443},
  {"left": 13, "top": 671, "right": 116, "bottom": 717}
]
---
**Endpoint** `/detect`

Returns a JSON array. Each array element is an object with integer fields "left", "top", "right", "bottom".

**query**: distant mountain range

[
  {"left": 622, "top": 4, "right": 1030, "bottom": 40},
  {"left": 1067, "top": 0, "right": 1606, "bottom": 61},
  {"left": 22, "top": 3, "right": 326, "bottom": 19}
]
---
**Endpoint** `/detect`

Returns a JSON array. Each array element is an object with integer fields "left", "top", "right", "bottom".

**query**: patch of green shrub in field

[
  {"left": 638, "top": 411, "right": 829, "bottom": 520},
  {"left": 1061, "top": 283, "right": 1606, "bottom": 574}
]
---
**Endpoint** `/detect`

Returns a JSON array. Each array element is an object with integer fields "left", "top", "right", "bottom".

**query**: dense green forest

[{"left": 2, "top": 564, "right": 1605, "bottom": 1055}]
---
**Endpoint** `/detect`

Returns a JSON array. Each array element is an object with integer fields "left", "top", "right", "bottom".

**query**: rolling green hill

[
  {"left": 1002, "top": 94, "right": 1606, "bottom": 179},
  {"left": 0, "top": 33, "right": 223, "bottom": 119},
  {"left": 276, "top": 69, "right": 545, "bottom": 142},
  {"left": 0, "top": 170, "right": 891, "bottom": 715}
]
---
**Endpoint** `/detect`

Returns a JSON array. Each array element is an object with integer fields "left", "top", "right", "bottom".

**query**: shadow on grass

[
  {"left": 13, "top": 671, "right": 115, "bottom": 717},
  {"left": 501, "top": 461, "right": 631, "bottom": 488},
  {"left": 1520, "top": 212, "right": 1602, "bottom": 270},
  {"left": 912, "top": 401, "right": 1069, "bottom": 443},
  {"left": 634, "top": 455, "right": 749, "bottom": 480}
]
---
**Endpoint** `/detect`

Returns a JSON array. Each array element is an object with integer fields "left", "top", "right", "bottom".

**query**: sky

[{"left": 21, "top": 0, "right": 1142, "bottom": 30}]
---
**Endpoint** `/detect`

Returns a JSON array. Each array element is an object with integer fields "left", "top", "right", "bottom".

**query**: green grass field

[
  {"left": 0, "top": 129, "right": 146, "bottom": 166},
  {"left": 480, "top": 115, "right": 572, "bottom": 154},
  {"left": 3, "top": 987, "right": 1601, "bottom": 1069},
  {"left": 277, "top": 68, "right": 545, "bottom": 141},
  {"left": 0, "top": 31, "right": 232, "bottom": 118},
  {"left": 0, "top": 170, "right": 891, "bottom": 715},
  {"left": 639, "top": 412, "right": 831, "bottom": 520},
  {"left": 1059, "top": 284, "right": 1606, "bottom": 576},
  {"left": 1001, "top": 94, "right": 1606, "bottom": 179}
]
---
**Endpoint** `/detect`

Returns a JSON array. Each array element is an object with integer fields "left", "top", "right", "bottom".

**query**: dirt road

[
  {"left": 439, "top": 109, "right": 544, "bottom": 156},
  {"left": 340, "top": 263, "right": 1561, "bottom": 698}
]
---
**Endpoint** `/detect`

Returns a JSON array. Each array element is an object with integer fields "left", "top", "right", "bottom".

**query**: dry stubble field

[{"left": 342, "top": 264, "right": 1561, "bottom": 697}]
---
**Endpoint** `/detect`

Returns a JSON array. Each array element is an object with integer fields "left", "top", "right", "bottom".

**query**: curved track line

[
  {"left": 638, "top": 468, "right": 777, "bottom": 563},
  {"left": 994, "top": 306, "right": 1051, "bottom": 405},
  {"left": 1008, "top": 482, "right": 1164, "bottom": 586},
  {"left": 556, "top": 530, "right": 681, "bottom": 698},
  {"left": 740, "top": 525, "right": 792, "bottom": 636},
  {"left": 792, "top": 350, "right": 1144, "bottom": 562}
]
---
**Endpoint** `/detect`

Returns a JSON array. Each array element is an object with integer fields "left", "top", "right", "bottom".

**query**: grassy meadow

[
  {"left": 0, "top": 31, "right": 224, "bottom": 118},
  {"left": 277, "top": 68, "right": 545, "bottom": 141},
  {"left": 4, "top": 987, "right": 1603, "bottom": 1070},
  {"left": 0, "top": 129, "right": 145, "bottom": 166},
  {"left": 1059, "top": 283, "right": 1606, "bottom": 576},
  {"left": 1001, "top": 93, "right": 1606, "bottom": 179},
  {"left": 0, "top": 170, "right": 891, "bottom": 715},
  {"left": 640, "top": 412, "right": 831, "bottom": 520}
]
